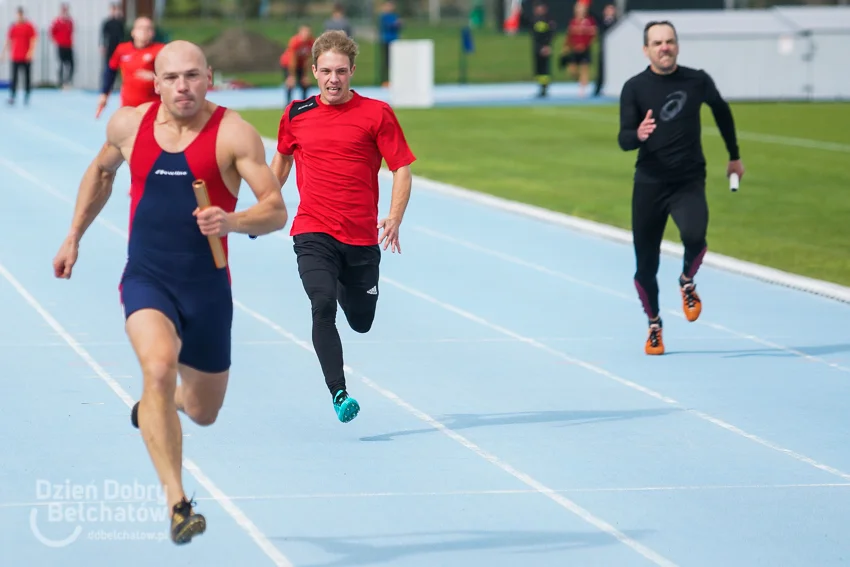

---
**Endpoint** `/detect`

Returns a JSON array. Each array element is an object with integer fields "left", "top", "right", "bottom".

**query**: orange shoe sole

[{"left": 645, "top": 327, "right": 665, "bottom": 355}]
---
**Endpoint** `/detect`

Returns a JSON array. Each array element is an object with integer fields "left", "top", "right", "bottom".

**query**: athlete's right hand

[
  {"left": 95, "top": 94, "right": 108, "bottom": 119},
  {"left": 53, "top": 237, "right": 79, "bottom": 279},
  {"left": 637, "top": 109, "right": 656, "bottom": 141}
]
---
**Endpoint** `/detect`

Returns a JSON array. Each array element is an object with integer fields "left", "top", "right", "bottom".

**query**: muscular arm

[
  {"left": 386, "top": 165, "right": 412, "bottom": 223},
  {"left": 618, "top": 80, "right": 642, "bottom": 151},
  {"left": 226, "top": 119, "right": 288, "bottom": 236},
  {"left": 66, "top": 107, "right": 133, "bottom": 243},
  {"left": 703, "top": 72, "right": 740, "bottom": 161}
]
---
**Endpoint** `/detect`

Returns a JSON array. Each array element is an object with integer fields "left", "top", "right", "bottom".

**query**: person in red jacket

[
  {"left": 560, "top": 0, "right": 597, "bottom": 97},
  {"left": 50, "top": 3, "right": 75, "bottom": 89},
  {"left": 279, "top": 25, "right": 314, "bottom": 105},
  {"left": 1, "top": 6, "right": 37, "bottom": 105},
  {"left": 97, "top": 16, "right": 164, "bottom": 118}
]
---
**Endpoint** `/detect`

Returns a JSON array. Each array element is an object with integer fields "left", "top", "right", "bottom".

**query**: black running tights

[
  {"left": 632, "top": 177, "right": 708, "bottom": 320},
  {"left": 294, "top": 233, "right": 380, "bottom": 396}
]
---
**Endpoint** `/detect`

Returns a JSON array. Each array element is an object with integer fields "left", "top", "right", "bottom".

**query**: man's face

[
  {"left": 131, "top": 18, "right": 155, "bottom": 48},
  {"left": 644, "top": 24, "right": 679, "bottom": 73},
  {"left": 312, "top": 50, "right": 354, "bottom": 105},
  {"left": 155, "top": 49, "right": 211, "bottom": 119}
]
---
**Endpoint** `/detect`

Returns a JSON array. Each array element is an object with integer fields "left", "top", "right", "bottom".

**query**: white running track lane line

[
  {"left": 378, "top": 275, "right": 850, "bottom": 483},
  {"left": 0, "top": 262, "right": 294, "bottom": 567},
  {"left": 411, "top": 225, "right": 850, "bottom": 374},
  {"left": 233, "top": 299, "right": 680, "bottom": 567},
  {"left": 3, "top": 481, "right": 850, "bottom": 509}
]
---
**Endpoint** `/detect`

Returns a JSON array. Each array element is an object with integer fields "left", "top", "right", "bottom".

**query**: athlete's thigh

[
  {"left": 631, "top": 179, "right": 670, "bottom": 246},
  {"left": 668, "top": 178, "right": 709, "bottom": 235},
  {"left": 176, "top": 276, "right": 233, "bottom": 375},
  {"left": 122, "top": 272, "right": 182, "bottom": 374},
  {"left": 293, "top": 233, "right": 343, "bottom": 297},
  {"left": 340, "top": 244, "right": 381, "bottom": 303}
]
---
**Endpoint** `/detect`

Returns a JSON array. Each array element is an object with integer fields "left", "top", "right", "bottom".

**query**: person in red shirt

[
  {"left": 1, "top": 6, "right": 37, "bottom": 105},
  {"left": 50, "top": 3, "right": 75, "bottom": 89},
  {"left": 560, "top": 0, "right": 597, "bottom": 97},
  {"left": 280, "top": 25, "right": 314, "bottom": 105},
  {"left": 97, "top": 16, "right": 164, "bottom": 118},
  {"left": 270, "top": 30, "right": 415, "bottom": 423}
]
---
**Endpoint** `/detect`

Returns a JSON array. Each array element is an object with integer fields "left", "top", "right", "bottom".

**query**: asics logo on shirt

[{"left": 660, "top": 90, "right": 687, "bottom": 122}]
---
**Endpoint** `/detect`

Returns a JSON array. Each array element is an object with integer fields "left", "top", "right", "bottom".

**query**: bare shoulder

[
  {"left": 106, "top": 104, "right": 148, "bottom": 147},
  {"left": 218, "top": 108, "right": 265, "bottom": 154}
]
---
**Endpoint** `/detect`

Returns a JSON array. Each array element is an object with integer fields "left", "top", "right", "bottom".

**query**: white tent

[
  {"left": 603, "top": 6, "right": 850, "bottom": 101},
  {"left": 1, "top": 0, "right": 115, "bottom": 91}
]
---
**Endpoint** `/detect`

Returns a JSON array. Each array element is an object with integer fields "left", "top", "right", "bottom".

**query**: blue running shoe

[{"left": 333, "top": 390, "right": 360, "bottom": 423}]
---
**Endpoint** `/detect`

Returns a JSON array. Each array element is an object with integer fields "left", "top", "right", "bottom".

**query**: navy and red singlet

[{"left": 120, "top": 101, "right": 237, "bottom": 373}]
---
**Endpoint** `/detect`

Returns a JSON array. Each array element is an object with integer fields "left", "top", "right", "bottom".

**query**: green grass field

[{"left": 238, "top": 101, "right": 850, "bottom": 288}]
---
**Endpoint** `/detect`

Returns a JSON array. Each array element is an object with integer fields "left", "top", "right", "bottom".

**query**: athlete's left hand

[
  {"left": 727, "top": 159, "right": 745, "bottom": 180},
  {"left": 378, "top": 217, "right": 401, "bottom": 254},
  {"left": 194, "top": 206, "right": 232, "bottom": 237}
]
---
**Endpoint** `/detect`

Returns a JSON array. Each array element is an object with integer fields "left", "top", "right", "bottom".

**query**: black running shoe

[{"left": 170, "top": 497, "right": 206, "bottom": 545}]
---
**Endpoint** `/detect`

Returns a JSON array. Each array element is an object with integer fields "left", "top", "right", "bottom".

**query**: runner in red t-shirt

[
  {"left": 560, "top": 1, "right": 597, "bottom": 97},
  {"left": 280, "top": 25, "right": 314, "bottom": 105},
  {"left": 1, "top": 6, "right": 37, "bottom": 105},
  {"left": 270, "top": 30, "right": 416, "bottom": 424},
  {"left": 97, "top": 16, "right": 164, "bottom": 118},
  {"left": 50, "top": 4, "right": 75, "bottom": 89}
]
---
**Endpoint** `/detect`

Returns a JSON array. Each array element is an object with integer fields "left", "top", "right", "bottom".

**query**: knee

[
  {"left": 141, "top": 360, "right": 178, "bottom": 398},
  {"left": 634, "top": 259, "right": 659, "bottom": 280},
  {"left": 348, "top": 315, "right": 374, "bottom": 334},
  {"left": 680, "top": 229, "right": 707, "bottom": 250},
  {"left": 309, "top": 291, "right": 337, "bottom": 323},
  {"left": 182, "top": 403, "right": 220, "bottom": 426}
]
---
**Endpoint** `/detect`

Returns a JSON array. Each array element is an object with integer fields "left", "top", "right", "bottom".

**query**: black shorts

[
  {"left": 561, "top": 50, "right": 591, "bottom": 66},
  {"left": 292, "top": 232, "right": 380, "bottom": 294}
]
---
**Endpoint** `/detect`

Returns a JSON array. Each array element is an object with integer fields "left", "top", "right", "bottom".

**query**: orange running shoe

[
  {"left": 645, "top": 320, "right": 664, "bottom": 355},
  {"left": 680, "top": 281, "right": 702, "bottom": 322}
]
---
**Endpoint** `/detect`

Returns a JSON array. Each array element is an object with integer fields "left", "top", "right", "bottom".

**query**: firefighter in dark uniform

[{"left": 531, "top": 2, "right": 555, "bottom": 97}]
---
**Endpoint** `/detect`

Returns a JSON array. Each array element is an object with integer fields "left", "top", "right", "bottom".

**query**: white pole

[{"left": 429, "top": 0, "right": 440, "bottom": 23}]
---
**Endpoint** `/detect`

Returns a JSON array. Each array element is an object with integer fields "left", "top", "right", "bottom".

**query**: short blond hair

[{"left": 311, "top": 30, "right": 359, "bottom": 68}]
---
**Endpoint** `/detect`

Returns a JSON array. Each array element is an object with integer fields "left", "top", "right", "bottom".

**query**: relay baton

[
  {"left": 192, "top": 179, "right": 228, "bottom": 269},
  {"left": 729, "top": 173, "right": 740, "bottom": 192}
]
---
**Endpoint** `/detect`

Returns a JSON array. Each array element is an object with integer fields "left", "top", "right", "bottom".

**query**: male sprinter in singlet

[
  {"left": 52, "top": 40, "right": 288, "bottom": 545},
  {"left": 96, "top": 16, "right": 164, "bottom": 118}
]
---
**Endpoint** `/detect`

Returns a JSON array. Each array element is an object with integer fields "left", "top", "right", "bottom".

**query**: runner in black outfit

[
  {"left": 618, "top": 20, "right": 745, "bottom": 355},
  {"left": 530, "top": 2, "right": 555, "bottom": 98}
]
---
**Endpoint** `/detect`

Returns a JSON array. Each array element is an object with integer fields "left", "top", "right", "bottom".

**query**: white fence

[{"left": 603, "top": 6, "right": 850, "bottom": 101}]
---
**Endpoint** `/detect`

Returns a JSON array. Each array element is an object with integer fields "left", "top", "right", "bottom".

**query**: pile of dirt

[{"left": 202, "top": 27, "right": 285, "bottom": 74}]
